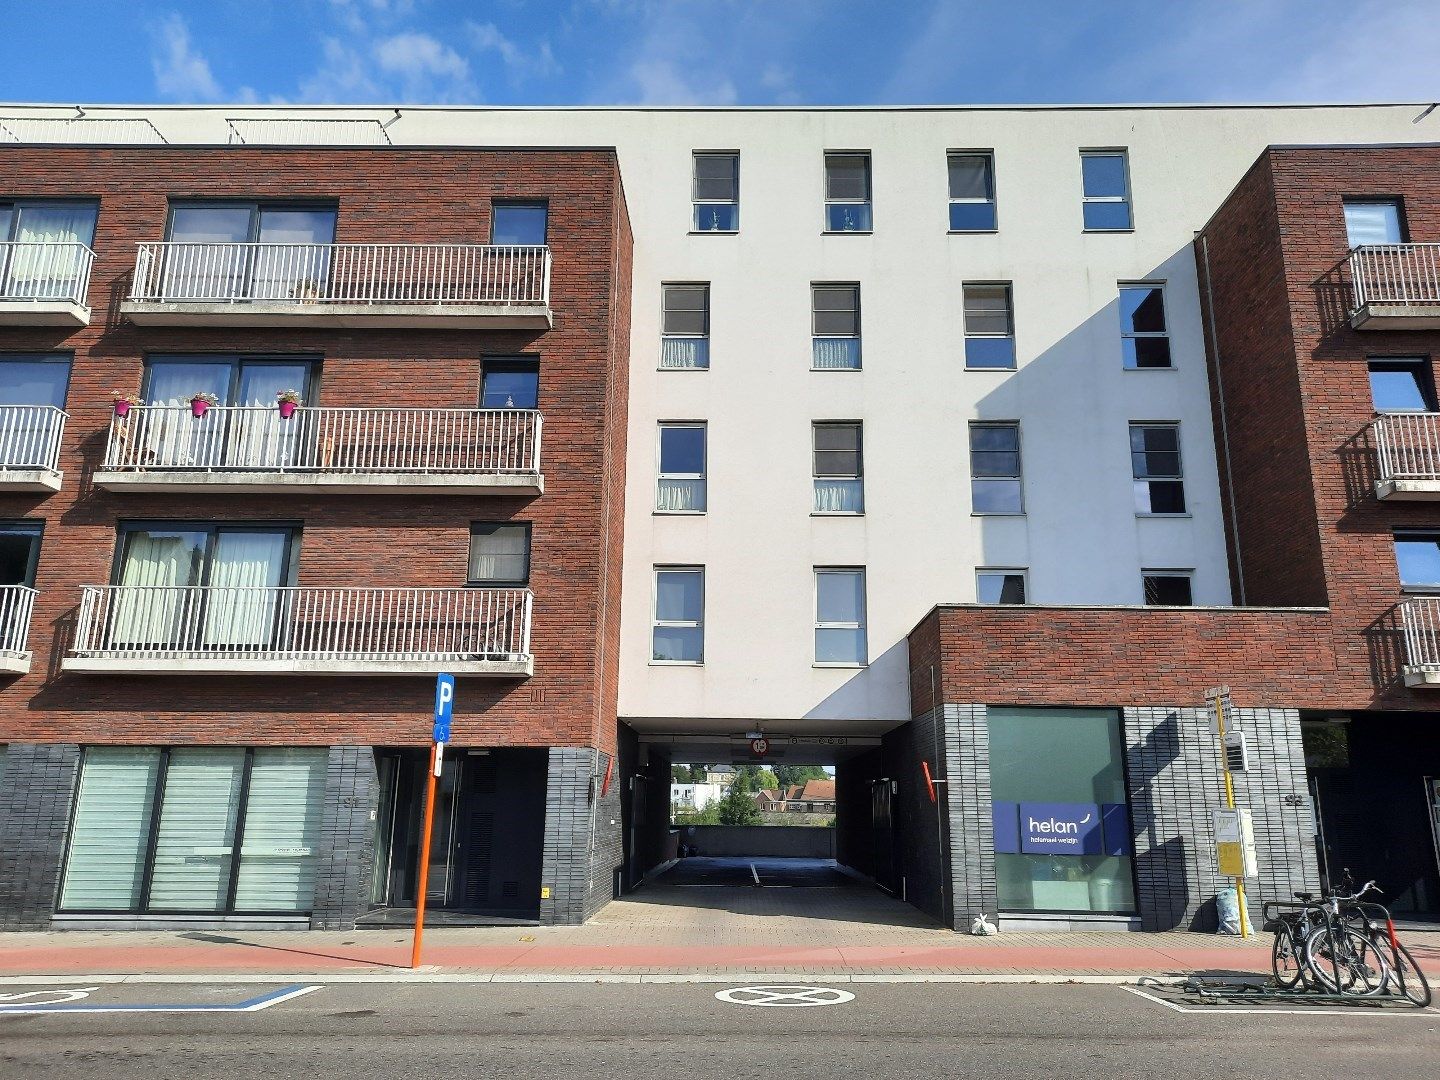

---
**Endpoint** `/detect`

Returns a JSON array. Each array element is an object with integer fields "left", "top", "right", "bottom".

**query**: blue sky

[{"left": 0, "top": 0, "right": 1435, "bottom": 107}]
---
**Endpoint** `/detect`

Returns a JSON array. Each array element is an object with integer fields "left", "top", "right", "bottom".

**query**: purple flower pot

[
  {"left": 113, "top": 400, "right": 131, "bottom": 418},
  {"left": 191, "top": 399, "right": 210, "bottom": 418},
  {"left": 278, "top": 400, "right": 298, "bottom": 419}
]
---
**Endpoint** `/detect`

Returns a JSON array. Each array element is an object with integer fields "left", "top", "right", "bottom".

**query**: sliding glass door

[
  {"left": 164, "top": 204, "right": 336, "bottom": 301},
  {"left": 1, "top": 201, "right": 97, "bottom": 300}
]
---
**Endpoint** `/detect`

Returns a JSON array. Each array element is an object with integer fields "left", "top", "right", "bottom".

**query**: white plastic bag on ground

[
  {"left": 970, "top": 913, "right": 997, "bottom": 936},
  {"left": 1216, "top": 885, "right": 1252, "bottom": 935}
]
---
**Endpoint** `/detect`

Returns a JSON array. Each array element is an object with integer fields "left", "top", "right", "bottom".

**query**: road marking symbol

[
  {"left": 0, "top": 984, "right": 321, "bottom": 1015},
  {"left": 0, "top": 988, "right": 100, "bottom": 1008},
  {"left": 1124, "top": 986, "right": 1434, "bottom": 1017},
  {"left": 715, "top": 985, "right": 855, "bottom": 1007}
]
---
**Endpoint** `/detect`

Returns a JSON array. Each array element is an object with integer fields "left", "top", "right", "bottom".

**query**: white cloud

[
  {"left": 149, "top": 13, "right": 224, "bottom": 102},
  {"left": 373, "top": 31, "right": 475, "bottom": 101},
  {"left": 296, "top": 37, "right": 383, "bottom": 103},
  {"left": 467, "top": 22, "right": 561, "bottom": 80},
  {"left": 628, "top": 58, "right": 738, "bottom": 105}
]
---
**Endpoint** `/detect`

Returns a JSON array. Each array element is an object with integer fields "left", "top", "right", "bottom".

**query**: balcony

[
  {"left": 64, "top": 585, "right": 533, "bottom": 677},
  {"left": 1348, "top": 244, "right": 1440, "bottom": 329},
  {"left": 0, "top": 585, "right": 37, "bottom": 675},
  {"left": 120, "top": 242, "right": 552, "bottom": 329},
  {"left": 92, "top": 405, "right": 542, "bottom": 494},
  {"left": 1370, "top": 413, "right": 1440, "bottom": 500},
  {"left": 1399, "top": 596, "right": 1440, "bottom": 687},
  {"left": 0, "top": 405, "right": 67, "bottom": 491},
  {"left": 0, "top": 242, "right": 94, "bottom": 325}
]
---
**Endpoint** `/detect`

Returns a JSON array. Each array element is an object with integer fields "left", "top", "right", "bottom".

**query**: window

[
  {"left": 1130, "top": 423, "right": 1185, "bottom": 514},
  {"left": 58, "top": 745, "right": 328, "bottom": 914},
  {"left": 813, "top": 422, "right": 864, "bottom": 513},
  {"left": 970, "top": 422, "right": 1023, "bottom": 514},
  {"left": 144, "top": 354, "right": 315, "bottom": 409},
  {"left": 1343, "top": 199, "right": 1404, "bottom": 247},
  {"left": 468, "top": 523, "right": 531, "bottom": 586},
  {"left": 661, "top": 284, "right": 710, "bottom": 370},
  {"left": 657, "top": 423, "right": 706, "bottom": 513},
  {"left": 824, "top": 153, "right": 872, "bottom": 232},
  {"left": 963, "top": 284, "right": 1015, "bottom": 369},
  {"left": 815, "top": 568, "right": 867, "bottom": 665},
  {"left": 1142, "top": 570, "right": 1193, "bottom": 606},
  {"left": 0, "top": 521, "right": 41, "bottom": 654},
  {"left": 165, "top": 202, "right": 336, "bottom": 300},
  {"left": 1368, "top": 358, "right": 1435, "bottom": 412},
  {"left": 0, "top": 200, "right": 98, "bottom": 300},
  {"left": 1080, "top": 151, "right": 1132, "bottom": 231},
  {"left": 112, "top": 523, "right": 298, "bottom": 650},
  {"left": 812, "top": 284, "right": 861, "bottom": 370},
  {"left": 491, "top": 201, "right": 548, "bottom": 246},
  {"left": 1395, "top": 532, "right": 1440, "bottom": 591},
  {"left": 692, "top": 153, "right": 739, "bottom": 232},
  {"left": 1118, "top": 285, "right": 1171, "bottom": 369},
  {"left": 481, "top": 357, "right": 539, "bottom": 409},
  {"left": 988, "top": 707, "right": 1135, "bottom": 914},
  {"left": 653, "top": 567, "right": 704, "bottom": 663},
  {"left": 0, "top": 353, "right": 71, "bottom": 469},
  {"left": 977, "top": 569, "right": 1027, "bottom": 605},
  {"left": 948, "top": 152, "right": 996, "bottom": 231}
]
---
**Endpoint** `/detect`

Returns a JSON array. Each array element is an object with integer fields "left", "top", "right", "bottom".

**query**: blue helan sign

[{"left": 1019, "top": 802, "right": 1103, "bottom": 856}]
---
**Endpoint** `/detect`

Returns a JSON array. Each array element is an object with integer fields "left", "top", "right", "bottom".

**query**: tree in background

[
  {"left": 733, "top": 763, "right": 779, "bottom": 791},
  {"left": 671, "top": 765, "right": 691, "bottom": 783},
  {"left": 774, "top": 764, "right": 829, "bottom": 790},
  {"left": 715, "top": 768, "right": 762, "bottom": 825}
]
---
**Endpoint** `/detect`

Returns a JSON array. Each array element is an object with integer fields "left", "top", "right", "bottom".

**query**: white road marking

[
  {"left": 716, "top": 985, "right": 855, "bottom": 1007},
  {"left": 0, "top": 984, "right": 322, "bottom": 1015},
  {"left": 1123, "top": 985, "right": 1434, "bottom": 1017}
]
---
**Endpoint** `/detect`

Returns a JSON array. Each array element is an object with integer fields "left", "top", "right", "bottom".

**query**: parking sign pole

[
  {"left": 1207, "top": 686, "right": 1249, "bottom": 939},
  {"left": 412, "top": 673, "right": 455, "bottom": 969}
]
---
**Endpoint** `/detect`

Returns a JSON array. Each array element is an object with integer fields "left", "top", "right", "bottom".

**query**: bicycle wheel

[
  {"left": 1305, "top": 924, "right": 1391, "bottom": 996},
  {"left": 1271, "top": 923, "right": 1305, "bottom": 990},
  {"left": 1385, "top": 940, "right": 1432, "bottom": 1008}
]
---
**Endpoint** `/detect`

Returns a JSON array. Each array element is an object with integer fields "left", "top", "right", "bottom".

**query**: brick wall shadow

[
  {"left": 40, "top": 604, "right": 79, "bottom": 684},
  {"left": 1362, "top": 604, "right": 1408, "bottom": 694},
  {"left": 1337, "top": 424, "right": 1380, "bottom": 510},
  {"left": 1311, "top": 261, "right": 1356, "bottom": 344}
]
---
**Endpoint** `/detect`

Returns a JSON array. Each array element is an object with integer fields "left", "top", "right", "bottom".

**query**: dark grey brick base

[
  {"left": 310, "top": 745, "right": 380, "bottom": 930},
  {"left": 939, "top": 704, "right": 996, "bottom": 930},
  {"left": 0, "top": 743, "right": 80, "bottom": 931},
  {"left": 539, "top": 747, "right": 623, "bottom": 925}
]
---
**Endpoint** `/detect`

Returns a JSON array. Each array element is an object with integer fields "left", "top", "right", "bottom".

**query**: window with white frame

[
  {"left": 1142, "top": 570, "right": 1193, "bottom": 606},
  {"left": 1081, "top": 150, "right": 1132, "bottom": 231},
  {"left": 948, "top": 152, "right": 996, "bottom": 231},
  {"left": 1130, "top": 423, "right": 1185, "bottom": 514},
  {"left": 970, "top": 422, "right": 1023, "bottom": 514},
  {"left": 813, "top": 422, "right": 864, "bottom": 513},
  {"left": 824, "top": 153, "right": 872, "bottom": 232},
  {"left": 657, "top": 423, "right": 706, "bottom": 513},
  {"left": 977, "top": 568, "right": 1027, "bottom": 605},
  {"left": 814, "top": 567, "right": 867, "bottom": 665},
  {"left": 812, "top": 284, "right": 861, "bottom": 370},
  {"left": 661, "top": 283, "right": 710, "bottom": 370},
  {"left": 652, "top": 567, "right": 704, "bottom": 663},
  {"left": 963, "top": 283, "right": 1015, "bottom": 369},
  {"left": 1118, "top": 284, "right": 1171, "bottom": 369},
  {"left": 1343, "top": 199, "right": 1404, "bottom": 247},
  {"left": 692, "top": 152, "right": 739, "bottom": 232}
]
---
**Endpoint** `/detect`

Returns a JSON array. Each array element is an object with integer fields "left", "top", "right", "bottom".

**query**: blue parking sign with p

[{"left": 433, "top": 673, "right": 455, "bottom": 743}]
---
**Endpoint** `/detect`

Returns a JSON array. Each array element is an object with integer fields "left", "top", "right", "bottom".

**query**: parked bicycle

[{"left": 1267, "top": 871, "right": 1431, "bottom": 1006}]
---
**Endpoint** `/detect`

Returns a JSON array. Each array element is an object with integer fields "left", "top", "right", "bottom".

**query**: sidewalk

[{"left": 4, "top": 892, "right": 1435, "bottom": 979}]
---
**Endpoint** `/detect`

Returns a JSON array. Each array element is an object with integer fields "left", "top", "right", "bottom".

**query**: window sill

[
  {"left": 822, "top": 230, "right": 874, "bottom": 236},
  {"left": 687, "top": 230, "right": 739, "bottom": 236},
  {"left": 654, "top": 510, "right": 707, "bottom": 516},
  {"left": 1135, "top": 512, "right": 1192, "bottom": 519},
  {"left": 948, "top": 229, "right": 999, "bottom": 235},
  {"left": 964, "top": 365, "right": 1018, "bottom": 373},
  {"left": 657, "top": 366, "right": 710, "bottom": 373},
  {"left": 1082, "top": 227, "right": 1136, "bottom": 234},
  {"left": 650, "top": 659, "right": 704, "bottom": 667},
  {"left": 1123, "top": 365, "right": 1178, "bottom": 372},
  {"left": 811, "top": 367, "right": 863, "bottom": 373},
  {"left": 971, "top": 512, "right": 1026, "bottom": 517},
  {"left": 813, "top": 661, "right": 868, "bottom": 669},
  {"left": 811, "top": 511, "right": 865, "bottom": 517}
]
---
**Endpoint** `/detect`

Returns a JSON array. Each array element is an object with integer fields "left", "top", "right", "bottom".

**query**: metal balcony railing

[
  {"left": 0, "top": 405, "right": 67, "bottom": 474},
  {"left": 101, "top": 405, "right": 541, "bottom": 476},
  {"left": 72, "top": 585, "right": 533, "bottom": 663},
  {"left": 1349, "top": 244, "right": 1440, "bottom": 310},
  {"left": 1400, "top": 596, "right": 1440, "bottom": 676},
  {"left": 0, "top": 242, "right": 94, "bottom": 304},
  {"left": 0, "top": 585, "right": 37, "bottom": 656},
  {"left": 1372, "top": 412, "right": 1440, "bottom": 483},
  {"left": 129, "top": 242, "right": 551, "bottom": 307}
]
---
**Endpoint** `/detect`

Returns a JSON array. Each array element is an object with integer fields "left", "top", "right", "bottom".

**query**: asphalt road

[{"left": 1, "top": 981, "right": 1436, "bottom": 1079}]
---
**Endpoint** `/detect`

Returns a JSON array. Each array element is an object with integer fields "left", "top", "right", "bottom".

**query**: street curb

[{"left": 0, "top": 972, "right": 1271, "bottom": 986}]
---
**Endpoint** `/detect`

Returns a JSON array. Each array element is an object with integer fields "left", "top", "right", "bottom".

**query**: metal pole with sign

[
  {"left": 411, "top": 672, "right": 455, "bottom": 969},
  {"left": 1205, "top": 685, "right": 1252, "bottom": 938}
]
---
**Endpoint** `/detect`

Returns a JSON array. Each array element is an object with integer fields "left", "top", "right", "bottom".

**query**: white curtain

[
  {"left": 233, "top": 749, "right": 327, "bottom": 912},
  {"left": 7, "top": 205, "right": 94, "bottom": 299},
  {"left": 112, "top": 532, "right": 204, "bottom": 648},
  {"left": 812, "top": 338, "right": 860, "bottom": 370},
  {"left": 468, "top": 527, "right": 528, "bottom": 583},
  {"left": 660, "top": 337, "right": 709, "bottom": 370},
  {"left": 145, "top": 748, "right": 246, "bottom": 912},
  {"left": 814, "top": 479, "right": 864, "bottom": 513},
  {"left": 657, "top": 477, "right": 706, "bottom": 512},
  {"left": 58, "top": 749, "right": 162, "bottom": 911},
  {"left": 201, "top": 532, "right": 287, "bottom": 648}
]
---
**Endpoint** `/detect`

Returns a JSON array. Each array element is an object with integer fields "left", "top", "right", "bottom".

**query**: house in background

[{"left": 671, "top": 782, "right": 725, "bottom": 812}]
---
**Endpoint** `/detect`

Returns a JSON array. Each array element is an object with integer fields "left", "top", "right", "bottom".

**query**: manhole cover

[{"left": 715, "top": 985, "right": 855, "bottom": 1007}]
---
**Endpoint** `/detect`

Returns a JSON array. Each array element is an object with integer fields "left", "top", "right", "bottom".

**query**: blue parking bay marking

[{"left": 0, "top": 984, "right": 321, "bottom": 1014}]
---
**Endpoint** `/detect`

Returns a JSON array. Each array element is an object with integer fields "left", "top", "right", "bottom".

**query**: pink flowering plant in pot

[
  {"left": 190, "top": 391, "right": 219, "bottom": 418},
  {"left": 111, "top": 389, "right": 135, "bottom": 418},
  {"left": 276, "top": 388, "right": 303, "bottom": 420}
]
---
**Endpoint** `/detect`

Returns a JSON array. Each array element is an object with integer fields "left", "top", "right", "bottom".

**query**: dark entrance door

[{"left": 871, "top": 778, "right": 901, "bottom": 894}]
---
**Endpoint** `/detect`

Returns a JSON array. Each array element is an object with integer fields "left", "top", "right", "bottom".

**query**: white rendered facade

[{"left": 7, "top": 101, "right": 1437, "bottom": 743}]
